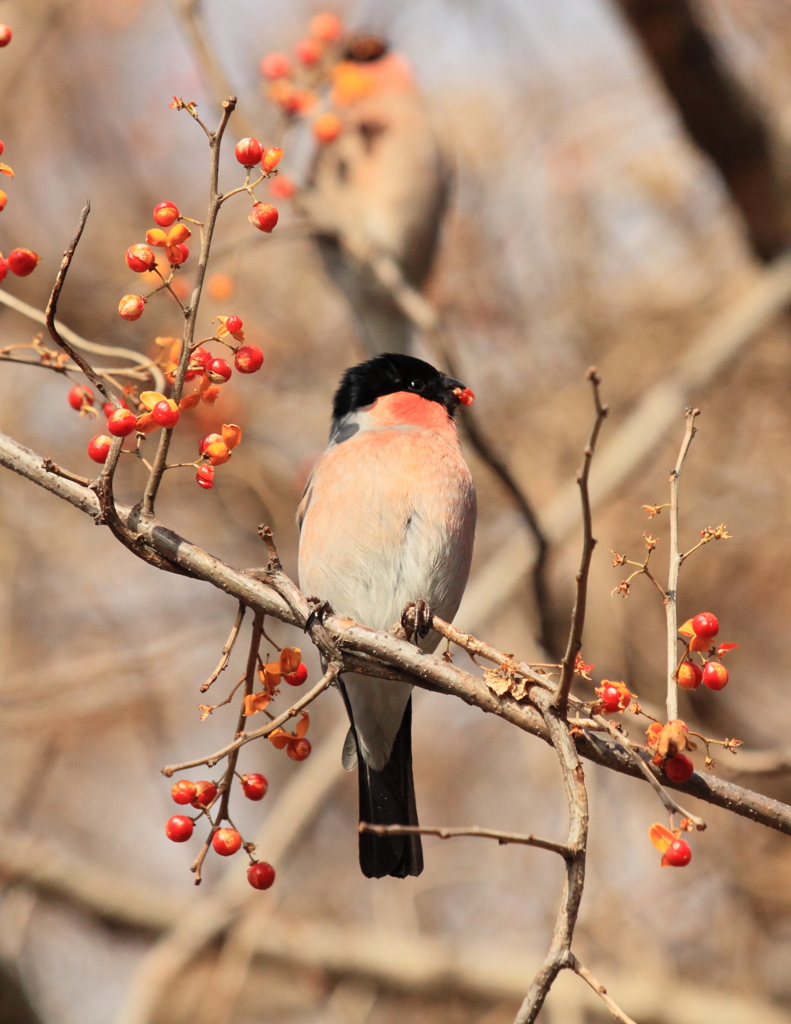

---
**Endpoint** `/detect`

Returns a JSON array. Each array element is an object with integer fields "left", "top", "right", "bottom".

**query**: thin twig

[
  {"left": 569, "top": 954, "right": 638, "bottom": 1024},
  {"left": 170, "top": 0, "right": 258, "bottom": 137},
  {"left": 162, "top": 663, "right": 340, "bottom": 775},
  {"left": 0, "top": 288, "right": 165, "bottom": 391},
  {"left": 44, "top": 202, "right": 115, "bottom": 406},
  {"left": 597, "top": 717, "right": 706, "bottom": 830},
  {"left": 201, "top": 604, "right": 246, "bottom": 692},
  {"left": 665, "top": 408, "right": 700, "bottom": 721},
  {"left": 358, "top": 823, "right": 572, "bottom": 858},
  {"left": 553, "top": 369, "right": 608, "bottom": 712}
]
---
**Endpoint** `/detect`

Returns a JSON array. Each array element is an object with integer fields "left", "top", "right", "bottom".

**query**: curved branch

[{"left": 1, "top": 428, "right": 790, "bottom": 837}]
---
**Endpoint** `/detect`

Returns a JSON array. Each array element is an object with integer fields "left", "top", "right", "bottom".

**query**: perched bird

[
  {"left": 297, "top": 353, "right": 476, "bottom": 877},
  {"left": 299, "top": 37, "right": 450, "bottom": 356}
]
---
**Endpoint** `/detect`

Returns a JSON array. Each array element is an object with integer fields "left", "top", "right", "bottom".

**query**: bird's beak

[{"left": 443, "top": 375, "right": 475, "bottom": 407}]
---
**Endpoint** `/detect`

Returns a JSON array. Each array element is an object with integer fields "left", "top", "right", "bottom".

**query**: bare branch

[
  {"left": 44, "top": 202, "right": 117, "bottom": 407},
  {"left": 201, "top": 604, "right": 246, "bottom": 693},
  {"left": 514, "top": 696, "right": 588, "bottom": 1023},
  {"left": 553, "top": 369, "right": 608, "bottom": 711},
  {"left": 569, "top": 954, "right": 638, "bottom": 1024},
  {"left": 359, "top": 823, "right": 572, "bottom": 858},
  {"left": 0, "top": 287, "right": 165, "bottom": 390}
]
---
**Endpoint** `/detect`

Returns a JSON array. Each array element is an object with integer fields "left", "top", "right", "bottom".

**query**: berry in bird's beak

[{"left": 453, "top": 386, "right": 475, "bottom": 406}]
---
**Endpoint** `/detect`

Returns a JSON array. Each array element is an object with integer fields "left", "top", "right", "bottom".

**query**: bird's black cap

[{"left": 333, "top": 353, "right": 468, "bottom": 419}]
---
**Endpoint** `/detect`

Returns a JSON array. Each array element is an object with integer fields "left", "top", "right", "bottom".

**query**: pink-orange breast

[{"left": 298, "top": 423, "right": 476, "bottom": 631}]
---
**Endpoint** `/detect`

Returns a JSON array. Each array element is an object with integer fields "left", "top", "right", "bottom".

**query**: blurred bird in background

[
  {"left": 298, "top": 36, "right": 450, "bottom": 356},
  {"left": 297, "top": 354, "right": 476, "bottom": 877}
]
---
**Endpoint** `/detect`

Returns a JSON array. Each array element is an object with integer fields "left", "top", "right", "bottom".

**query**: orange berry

[
  {"left": 260, "top": 51, "right": 290, "bottom": 79},
  {"left": 309, "top": 13, "right": 342, "bottom": 41},
  {"left": 312, "top": 112, "right": 342, "bottom": 144}
]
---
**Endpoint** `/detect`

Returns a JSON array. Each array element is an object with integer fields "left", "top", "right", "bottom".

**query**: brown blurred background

[{"left": 2, "top": 0, "right": 791, "bottom": 1021}]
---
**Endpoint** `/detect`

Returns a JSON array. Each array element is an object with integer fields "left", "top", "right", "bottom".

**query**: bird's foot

[
  {"left": 305, "top": 596, "right": 332, "bottom": 633},
  {"left": 401, "top": 599, "right": 433, "bottom": 644}
]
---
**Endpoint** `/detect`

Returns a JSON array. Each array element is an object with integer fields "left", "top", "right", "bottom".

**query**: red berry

[
  {"left": 0, "top": 191, "right": 7, "bottom": 212},
  {"left": 261, "top": 52, "right": 290, "bottom": 79},
  {"left": 152, "top": 400, "right": 180, "bottom": 428},
  {"left": 207, "top": 358, "right": 232, "bottom": 383},
  {"left": 118, "top": 294, "right": 145, "bottom": 321},
  {"left": 0, "top": 254, "right": 8, "bottom": 282},
  {"left": 68, "top": 384, "right": 94, "bottom": 411},
  {"left": 171, "top": 779, "right": 198, "bottom": 805},
  {"left": 103, "top": 398, "right": 128, "bottom": 417},
  {"left": 170, "top": 243, "right": 189, "bottom": 266},
  {"left": 0, "top": 141, "right": 4, "bottom": 156},
  {"left": 190, "top": 347, "right": 212, "bottom": 370},
  {"left": 241, "top": 773, "right": 268, "bottom": 801},
  {"left": 599, "top": 683, "right": 628, "bottom": 713},
  {"left": 107, "top": 408, "right": 137, "bottom": 437},
  {"left": 664, "top": 753, "right": 694, "bottom": 783},
  {"left": 199, "top": 433, "right": 223, "bottom": 455},
  {"left": 0, "top": 25, "right": 12, "bottom": 47},
  {"left": 677, "top": 661, "right": 703, "bottom": 690},
  {"left": 288, "top": 738, "right": 312, "bottom": 762},
  {"left": 313, "top": 112, "right": 342, "bottom": 145},
  {"left": 212, "top": 827, "right": 242, "bottom": 856},
  {"left": 234, "top": 345, "right": 264, "bottom": 374},
  {"left": 261, "top": 147, "right": 283, "bottom": 173},
  {"left": 87, "top": 435, "right": 112, "bottom": 463},
  {"left": 295, "top": 36, "right": 322, "bottom": 65},
  {"left": 190, "top": 780, "right": 217, "bottom": 808},
  {"left": 235, "top": 138, "right": 263, "bottom": 166},
  {"left": 309, "top": 12, "right": 342, "bottom": 41},
  {"left": 692, "top": 613, "right": 719, "bottom": 639},
  {"left": 270, "top": 175, "right": 295, "bottom": 200},
  {"left": 702, "top": 661, "right": 729, "bottom": 690},
  {"left": 196, "top": 464, "right": 215, "bottom": 489},
  {"left": 153, "top": 200, "right": 180, "bottom": 227},
  {"left": 225, "top": 315, "right": 243, "bottom": 334},
  {"left": 125, "top": 243, "right": 156, "bottom": 273},
  {"left": 662, "top": 838, "right": 692, "bottom": 867},
  {"left": 247, "top": 862, "right": 276, "bottom": 890},
  {"left": 249, "top": 202, "right": 278, "bottom": 233},
  {"left": 165, "top": 815, "right": 194, "bottom": 842},
  {"left": 8, "top": 248, "right": 40, "bottom": 276},
  {"left": 284, "top": 662, "right": 308, "bottom": 687}
]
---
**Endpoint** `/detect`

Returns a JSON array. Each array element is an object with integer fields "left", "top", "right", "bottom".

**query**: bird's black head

[{"left": 332, "top": 353, "right": 473, "bottom": 419}]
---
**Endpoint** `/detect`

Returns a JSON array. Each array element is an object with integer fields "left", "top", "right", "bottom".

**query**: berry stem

[{"left": 665, "top": 408, "right": 700, "bottom": 721}]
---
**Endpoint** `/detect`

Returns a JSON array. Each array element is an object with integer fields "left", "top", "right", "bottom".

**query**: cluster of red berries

[
  {"left": 261, "top": 12, "right": 345, "bottom": 148},
  {"left": 230, "top": 137, "right": 283, "bottom": 233},
  {"left": 677, "top": 612, "right": 737, "bottom": 691},
  {"left": 118, "top": 201, "right": 190, "bottom": 322},
  {"left": 165, "top": 774, "right": 276, "bottom": 890},
  {"left": 0, "top": 138, "right": 41, "bottom": 280}
]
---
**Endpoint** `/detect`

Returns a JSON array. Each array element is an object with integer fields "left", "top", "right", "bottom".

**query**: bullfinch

[
  {"left": 297, "top": 353, "right": 476, "bottom": 878},
  {"left": 299, "top": 37, "right": 450, "bottom": 356}
]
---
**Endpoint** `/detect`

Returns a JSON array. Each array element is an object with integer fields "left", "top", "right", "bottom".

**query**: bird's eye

[{"left": 409, "top": 379, "right": 425, "bottom": 392}]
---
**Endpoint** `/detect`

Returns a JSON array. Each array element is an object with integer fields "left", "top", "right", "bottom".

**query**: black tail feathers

[{"left": 343, "top": 689, "right": 423, "bottom": 878}]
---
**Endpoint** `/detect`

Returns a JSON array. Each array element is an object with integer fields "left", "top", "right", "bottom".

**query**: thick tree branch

[{"left": 1, "top": 429, "right": 791, "bottom": 837}]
